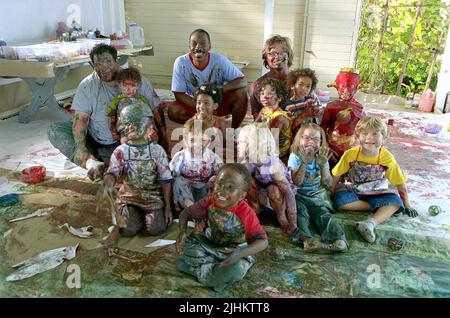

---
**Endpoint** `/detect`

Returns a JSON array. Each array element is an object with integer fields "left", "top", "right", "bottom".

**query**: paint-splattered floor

[{"left": 1, "top": 90, "right": 450, "bottom": 298}]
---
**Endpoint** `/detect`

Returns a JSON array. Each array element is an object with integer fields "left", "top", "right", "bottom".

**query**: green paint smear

[{"left": 1, "top": 206, "right": 450, "bottom": 297}]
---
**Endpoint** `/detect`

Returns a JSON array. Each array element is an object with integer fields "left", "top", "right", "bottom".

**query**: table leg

[{"left": 18, "top": 67, "right": 72, "bottom": 123}]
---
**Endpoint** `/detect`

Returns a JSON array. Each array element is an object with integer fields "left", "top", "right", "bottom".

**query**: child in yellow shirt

[{"left": 331, "top": 116, "right": 418, "bottom": 243}]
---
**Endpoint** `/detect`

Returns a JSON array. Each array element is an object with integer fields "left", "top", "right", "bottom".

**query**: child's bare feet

[
  {"left": 303, "top": 238, "right": 328, "bottom": 252},
  {"left": 328, "top": 239, "right": 348, "bottom": 252}
]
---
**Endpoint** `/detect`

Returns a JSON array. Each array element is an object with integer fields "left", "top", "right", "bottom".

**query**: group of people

[{"left": 47, "top": 29, "right": 419, "bottom": 292}]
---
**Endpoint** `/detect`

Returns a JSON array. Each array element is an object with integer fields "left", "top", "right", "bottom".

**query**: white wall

[
  {"left": 0, "top": 0, "right": 124, "bottom": 44},
  {"left": 302, "top": 0, "right": 361, "bottom": 91},
  {"left": 436, "top": 24, "right": 450, "bottom": 113}
]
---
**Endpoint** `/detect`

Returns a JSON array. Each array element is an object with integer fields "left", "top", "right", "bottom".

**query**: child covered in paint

[
  {"left": 105, "top": 67, "right": 156, "bottom": 144},
  {"left": 320, "top": 68, "right": 366, "bottom": 165},
  {"left": 237, "top": 122, "right": 297, "bottom": 235},
  {"left": 190, "top": 83, "right": 228, "bottom": 139},
  {"left": 285, "top": 68, "right": 321, "bottom": 135},
  {"left": 170, "top": 118, "right": 223, "bottom": 212},
  {"left": 102, "top": 102, "right": 173, "bottom": 238},
  {"left": 288, "top": 123, "right": 348, "bottom": 252},
  {"left": 255, "top": 77, "right": 292, "bottom": 162},
  {"left": 331, "top": 116, "right": 418, "bottom": 244},
  {"left": 176, "top": 163, "right": 268, "bottom": 292}
]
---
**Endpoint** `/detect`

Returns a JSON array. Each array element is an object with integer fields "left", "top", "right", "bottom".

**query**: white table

[{"left": 0, "top": 46, "right": 153, "bottom": 123}]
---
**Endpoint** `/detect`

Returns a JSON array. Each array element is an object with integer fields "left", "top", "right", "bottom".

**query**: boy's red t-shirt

[{"left": 185, "top": 197, "right": 267, "bottom": 244}]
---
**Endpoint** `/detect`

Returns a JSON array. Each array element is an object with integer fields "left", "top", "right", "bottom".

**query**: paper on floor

[
  {"left": 144, "top": 239, "right": 176, "bottom": 248},
  {"left": 9, "top": 207, "right": 54, "bottom": 222},
  {"left": 59, "top": 223, "right": 94, "bottom": 238},
  {"left": 6, "top": 244, "right": 78, "bottom": 281}
]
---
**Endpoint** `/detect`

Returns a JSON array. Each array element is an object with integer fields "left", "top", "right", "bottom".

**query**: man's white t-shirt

[{"left": 171, "top": 52, "right": 244, "bottom": 98}]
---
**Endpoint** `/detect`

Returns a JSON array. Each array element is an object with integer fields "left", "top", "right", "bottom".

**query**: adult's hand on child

[
  {"left": 316, "top": 146, "right": 332, "bottom": 167},
  {"left": 176, "top": 232, "right": 188, "bottom": 254},
  {"left": 404, "top": 207, "right": 418, "bottom": 218}
]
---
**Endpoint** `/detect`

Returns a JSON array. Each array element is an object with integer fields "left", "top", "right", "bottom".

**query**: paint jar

[
  {"left": 387, "top": 238, "right": 403, "bottom": 251},
  {"left": 424, "top": 123, "right": 442, "bottom": 134},
  {"left": 0, "top": 193, "right": 19, "bottom": 207},
  {"left": 21, "top": 166, "right": 46, "bottom": 184},
  {"left": 405, "top": 92, "right": 414, "bottom": 108},
  {"left": 428, "top": 205, "right": 442, "bottom": 216}
]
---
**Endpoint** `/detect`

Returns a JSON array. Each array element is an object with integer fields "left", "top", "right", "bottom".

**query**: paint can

[
  {"left": 387, "top": 238, "right": 403, "bottom": 251},
  {"left": 0, "top": 193, "right": 19, "bottom": 207},
  {"left": 21, "top": 166, "right": 46, "bottom": 184},
  {"left": 428, "top": 205, "right": 442, "bottom": 216}
]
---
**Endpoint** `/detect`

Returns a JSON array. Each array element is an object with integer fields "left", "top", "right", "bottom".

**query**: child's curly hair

[
  {"left": 258, "top": 77, "right": 289, "bottom": 107},
  {"left": 117, "top": 67, "right": 141, "bottom": 84},
  {"left": 287, "top": 68, "right": 318, "bottom": 94},
  {"left": 217, "top": 163, "right": 251, "bottom": 191},
  {"left": 195, "top": 83, "right": 223, "bottom": 105}
]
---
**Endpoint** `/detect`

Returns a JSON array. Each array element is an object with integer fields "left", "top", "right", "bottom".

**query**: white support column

[
  {"left": 262, "top": 0, "right": 275, "bottom": 75},
  {"left": 435, "top": 24, "right": 450, "bottom": 113},
  {"left": 349, "top": 0, "right": 363, "bottom": 67}
]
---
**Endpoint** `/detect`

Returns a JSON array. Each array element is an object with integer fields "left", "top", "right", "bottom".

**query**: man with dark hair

[
  {"left": 166, "top": 29, "right": 248, "bottom": 129},
  {"left": 249, "top": 35, "right": 294, "bottom": 119},
  {"left": 47, "top": 44, "right": 168, "bottom": 172}
]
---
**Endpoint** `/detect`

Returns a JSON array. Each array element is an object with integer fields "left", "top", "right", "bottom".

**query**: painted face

[
  {"left": 117, "top": 103, "right": 154, "bottom": 144},
  {"left": 292, "top": 76, "right": 313, "bottom": 100},
  {"left": 92, "top": 52, "right": 119, "bottom": 83},
  {"left": 183, "top": 131, "right": 210, "bottom": 153},
  {"left": 196, "top": 94, "right": 217, "bottom": 119},
  {"left": 213, "top": 168, "right": 246, "bottom": 209},
  {"left": 335, "top": 71, "right": 360, "bottom": 101},
  {"left": 300, "top": 128, "right": 321, "bottom": 153},
  {"left": 120, "top": 80, "right": 140, "bottom": 98},
  {"left": 189, "top": 32, "right": 211, "bottom": 65},
  {"left": 266, "top": 43, "right": 288, "bottom": 70},
  {"left": 357, "top": 129, "right": 384, "bottom": 154},
  {"left": 259, "top": 85, "right": 280, "bottom": 109}
]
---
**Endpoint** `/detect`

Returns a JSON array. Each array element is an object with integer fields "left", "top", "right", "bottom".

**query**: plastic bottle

[
  {"left": 0, "top": 38, "right": 7, "bottom": 59},
  {"left": 419, "top": 89, "right": 436, "bottom": 112},
  {"left": 129, "top": 23, "right": 145, "bottom": 47}
]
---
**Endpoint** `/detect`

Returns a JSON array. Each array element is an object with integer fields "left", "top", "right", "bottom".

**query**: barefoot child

[
  {"left": 176, "top": 163, "right": 268, "bottom": 292},
  {"left": 331, "top": 116, "right": 418, "bottom": 243},
  {"left": 170, "top": 119, "right": 223, "bottom": 221},
  {"left": 285, "top": 68, "right": 321, "bottom": 135},
  {"left": 237, "top": 122, "right": 297, "bottom": 235},
  {"left": 288, "top": 123, "right": 348, "bottom": 252},
  {"left": 256, "top": 77, "right": 292, "bottom": 162},
  {"left": 102, "top": 102, "right": 173, "bottom": 239}
]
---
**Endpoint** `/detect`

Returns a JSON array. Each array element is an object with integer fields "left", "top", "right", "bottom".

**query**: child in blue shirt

[{"left": 288, "top": 123, "right": 348, "bottom": 252}]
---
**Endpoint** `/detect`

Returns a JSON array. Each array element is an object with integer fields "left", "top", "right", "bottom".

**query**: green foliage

[{"left": 356, "top": 0, "right": 450, "bottom": 96}]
